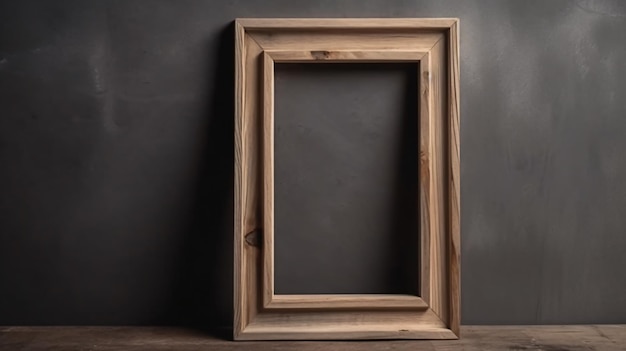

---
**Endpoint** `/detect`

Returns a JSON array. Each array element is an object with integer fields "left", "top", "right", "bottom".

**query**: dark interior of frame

[{"left": 274, "top": 63, "right": 420, "bottom": 295}]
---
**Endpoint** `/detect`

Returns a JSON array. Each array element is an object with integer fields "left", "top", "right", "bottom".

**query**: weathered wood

[
  {"left": 267, "top": 50, "right": 428, "bottom": 62},
  {"left": 235, "top": 18, "right": 460, "bottom": 340},
  {"left": 236, "top": 18, "right": 459, "bottom": 30},
  {"left": 447, "top": 20, "right": 461, "bottom": 337},
  {"left": 262, "top": 51, "right": 275, "bottom": 309},
  {"left": 251, "top": 31, "right": 444, "bottom": 52},
  {"left": 2, "top": 326, "right": 625, "bottom": 350},
  {"left": 266, "top": 294, "right": 429, "bottom": 311},
  {"left": 419, "top": 51, "right": 432, "bottom": 308},
  {"left": 234, "top": 19, "right": 264, "bottom": 340},
  {"left": 426, "top": 33, "right": 448, "bottom": 327}
]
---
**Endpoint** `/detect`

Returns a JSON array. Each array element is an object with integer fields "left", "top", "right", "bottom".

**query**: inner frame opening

[{"left": 273, "top": 62, "right": 420, "bottom": 295}]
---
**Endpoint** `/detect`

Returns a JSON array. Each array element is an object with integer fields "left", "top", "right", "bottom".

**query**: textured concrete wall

[{"left": 1, "top": 0, "right": 625, "bottom": 327}]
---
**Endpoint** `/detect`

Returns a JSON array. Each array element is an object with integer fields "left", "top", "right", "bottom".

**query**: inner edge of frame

[{"left": 263, "top": 50, "right": 430, "bottom": 312}]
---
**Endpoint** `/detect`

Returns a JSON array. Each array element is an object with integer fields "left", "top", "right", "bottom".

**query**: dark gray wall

[
  {"left": 1, "top": 0, "right": 626, "bottom": 328},
  {"left": 274, "top": 63, "right": 420, "bottom": 296}
]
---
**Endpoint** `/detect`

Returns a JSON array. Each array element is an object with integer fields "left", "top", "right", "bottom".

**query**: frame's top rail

[{"left": 236, "top": 18, "right": 459, "bottom": 30}]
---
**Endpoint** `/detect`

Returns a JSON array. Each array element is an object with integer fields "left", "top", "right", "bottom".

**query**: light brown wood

[
  {"left": 267, "top": 50, "right": 427, "bottom": 62},
  {"left": 237, "top": 18, "right": 459, "bottom": 30},
  {"left": 427, "top": 36, "right": 449, "bottom": 326},
  {"left": 419, "top": 52, "right": 432, "bottom": 307},
  {"left": 233, "top": 19, "right": 246, "bottom": 337},
  {"left": 244, "top": 309, "right": 453, "bottom": 341},
  {"left": 234, "top": 20, "right": 263, "bottom": 340},
  {"left": 266, "top": 294, "right": 429, "bottom": 310},
  {"left": 234, "top": 18, "right": 460, "bottom": 341},
  {"left": 6, "top": 326, "right": 626, "bottom": 349},
  {"left": 447, "top": 20, "right": 461, "bottom": 337},
  {"left": 251, "top": 31, "right": 444, "bottom": 52},
  {"left": 262, "top": 52, "right": 275, "bottom": 308}
]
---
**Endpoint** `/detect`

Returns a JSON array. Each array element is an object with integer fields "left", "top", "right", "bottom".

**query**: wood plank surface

[
  {"left": 266, "top": 294, "right": 428, "bottom": 310},
  {"left": 267, "top": 50, "right": 427, "bottom": 62},
  {"left": 2, "top": 326, "right": 625, "bottom": 350},
  {"left": 419, "top": 51, "right": 432, "bottom": 307},
  {"left": 242, "top": 309, "right": 451, "bottom": 340},
  {"left": 234, "top": 21, "right": 264, "bottom": 339},
  {"left": 447, "top": 20, "right": 461, "bottom": 337},
  {"left": 249, "top": 32, "right": 444, "bottom": 52},
  {"left": 426, "top": 34, "right": 449, "bottom": 326},
  {"left": 237, "top": 18, "right": 459, "bottom": 30},
  {"left": 262, "top": 51, "right": 275, "bottom": 308}
]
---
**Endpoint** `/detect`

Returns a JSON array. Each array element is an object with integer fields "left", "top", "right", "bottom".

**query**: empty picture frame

[{"left": 234, "top": 18, "right": 460, "bottom": 340}]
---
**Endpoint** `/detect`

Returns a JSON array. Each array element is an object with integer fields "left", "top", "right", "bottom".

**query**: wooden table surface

[{"left": 1, "top": 325, "right": 625, "bottom": 350}]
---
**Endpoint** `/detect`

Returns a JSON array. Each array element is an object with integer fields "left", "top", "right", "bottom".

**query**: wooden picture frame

[{"left": 234, "top": 18, "right": 460, "bottom": 340}]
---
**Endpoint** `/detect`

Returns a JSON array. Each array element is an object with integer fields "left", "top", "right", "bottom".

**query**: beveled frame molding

[{"left": 234, "top": 18, "right": 460, "bottom": 340}]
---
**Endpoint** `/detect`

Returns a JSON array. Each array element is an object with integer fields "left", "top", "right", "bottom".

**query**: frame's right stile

[
  {"left": 448, "top": 20, "right": 462, "bottom": 337},
  {"left": 235, "top": 18, "right": 460, "bottom": 340}
]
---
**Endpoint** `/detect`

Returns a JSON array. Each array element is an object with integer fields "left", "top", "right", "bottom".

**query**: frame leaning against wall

[{"left": 234, "top": 18, "right": 460, "bottom": 341}]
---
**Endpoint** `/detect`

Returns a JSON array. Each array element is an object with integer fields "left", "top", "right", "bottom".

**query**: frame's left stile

[
  {"left": 262, "top": 52, "right": 275, "bottom": 309},
  {"left": 234, "top": 20, "right": 263, "bottom": 339}
]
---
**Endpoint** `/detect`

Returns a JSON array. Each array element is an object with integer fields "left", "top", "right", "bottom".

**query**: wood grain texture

[
  {"left": 267, "top": 50, "right": 427, "bottom": 62},
  {"left": 266, "top": 294, "right": 428, "bottom": 310},
  {"left": 234, "top": 21, "right": 264, "bottom": 340},
  {"left": 236, "top": 18, "right": 459, "bottom": 30},
  {"left": 250, "top": 32, "right": 444, "bottom": 52},
  {"left": 427, "top": 36, "right": 449, "bottom": 327},
  {"left": 4, "top": 326, "right": 626, "bottom": 350},
  {"left": 244, "top": 309, "right": 452, "bottom": 340},
  {"left": 262, "top": 52, "right": 275, "bottom": 308},
  {"left": 419, "top": 52, "right": 432, "bottom": 307},
  {"left": 447, "top": 20, "right": 461, "bottom": 338},
  {"left": 234, "top": 18, "right": 460, "bottom": 340},
  {"left": 240, "top": 325, "right": 456, "bottom": 341},
  {"left": 233, "top": 20, "right": 246, "bottom": 337}
]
